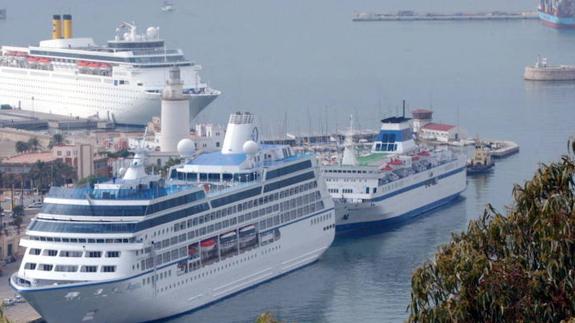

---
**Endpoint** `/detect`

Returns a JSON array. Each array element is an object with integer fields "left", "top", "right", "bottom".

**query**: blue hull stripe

[
  {"left": 538, "top": 11, "right": 575, "bottom": 26},
  {"left": 368, "top": 166, "right": 465, "bottom": 203},
  {"left": 336, "top": 192, "right": 462, "bottom": 232}
]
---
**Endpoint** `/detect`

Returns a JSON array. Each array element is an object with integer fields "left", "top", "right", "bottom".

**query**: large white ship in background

[
  {"left": 321, "top": 113, "right": 467, "bottom": 233},
  {"left": 0, "top": 15, "right": 220, "bottom": 125},
  {"left": 10, "top": 112, "right": 335, "bottom": 322}
]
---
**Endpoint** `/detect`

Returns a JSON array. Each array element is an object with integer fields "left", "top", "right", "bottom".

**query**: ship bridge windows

[
  {"left": 43, "top": 249, "right": 58, "bottom": 257},
  {"left": 29, "top": 248, "right": 41, "bottom": 255},
  {"left": 101, "top": 266, "right": 116, "bottom": 273},
  {"left": 39, "top": 264, "right": 53, "bottom": 271},
  {"left": 106, "top": 251, "right": 120, "bottom": 258},
  {"left": 86, "top": 251, "right": 102, "bottom": 258},
  {"left": 60, "top": 250, "right": 83, "bottom": 257},
  {"left": 81, "top": 266, "right": 98, "bottom": 273},
  {"left": 24, "top": 263, "right": 36, "bottom": 270},
  {"left": 55, "top": 265, "right": 78, "bottom": 272}
]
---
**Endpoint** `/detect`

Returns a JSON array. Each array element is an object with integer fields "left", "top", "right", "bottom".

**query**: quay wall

[{"left": 524, "top": 66, "right": 575, "bottom": 81}]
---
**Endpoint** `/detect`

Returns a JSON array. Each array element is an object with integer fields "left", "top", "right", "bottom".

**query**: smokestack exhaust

[
  {"left": 52, "top": 15, "right": 62, "bottom": 39},
  {"left": 63, "top": 14, "right": 72, "bottom": 39}
]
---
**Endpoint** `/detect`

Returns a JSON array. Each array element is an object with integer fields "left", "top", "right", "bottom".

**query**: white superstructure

[
  {"left": 321, "top": 114, "right": 467, "bottom": 232},
  {"left": 10, "top": 112, "right": 335, "bottom": 323},
  {"left": 0, "top": 16, "right": 220, "bottom": 125}
]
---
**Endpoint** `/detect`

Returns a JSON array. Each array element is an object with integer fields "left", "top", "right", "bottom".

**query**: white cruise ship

[
  {"left": 321, "top": 114, "right": 467, "bottom": 232},
  {"left": 0, "top": 15, "right": 220, "bottom": 125},
  {"left": 10, "top": 112, "right": 335, "bottom": 322}
]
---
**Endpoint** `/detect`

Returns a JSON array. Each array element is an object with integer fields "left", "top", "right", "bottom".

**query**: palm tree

[
  {"left": 27, "top": 137, "right": 40, "bottom": 151},
  {"left": 48, "top": 133, "right": 64, "bottom": 148}
]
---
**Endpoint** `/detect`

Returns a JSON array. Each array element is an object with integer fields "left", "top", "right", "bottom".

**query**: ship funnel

[
  {"left": 222, "top": 112, "right": 258, "bottom": 154},
  {"left": 63, "top": 14, "right": 73, "bottom": 39},
  {"left": 52, "top": 15, "right": 62, "bottom": 39}
]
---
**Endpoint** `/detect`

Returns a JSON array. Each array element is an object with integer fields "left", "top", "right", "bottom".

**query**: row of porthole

[{"left": 157, "top": 245, "right": 281, "bottom": 293}]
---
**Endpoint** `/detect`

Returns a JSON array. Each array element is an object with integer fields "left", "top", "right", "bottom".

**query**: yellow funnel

[
  {"left": 63, "top": 14, "right": 72, "bottom": 39},
  {"left": 52, "top": 15, "right": 62, "bottom": 39}
]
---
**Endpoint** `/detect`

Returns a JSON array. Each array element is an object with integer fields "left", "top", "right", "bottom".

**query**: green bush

[{"left": 409, "top": 149, "right": 575, "bottom": 322}]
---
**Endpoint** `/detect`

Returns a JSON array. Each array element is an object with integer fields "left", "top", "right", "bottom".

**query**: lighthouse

[{"left": 160, "top": 66, "right": 190, "bottom": 152}]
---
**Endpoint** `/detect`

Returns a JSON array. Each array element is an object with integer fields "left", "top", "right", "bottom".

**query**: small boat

[
  {"left": 220, "top": 231, "right": 238, "bottom": 252},
  {"left": 467, "top": 142, "right": 494, "bottom": 174},
  {"left": 161, "top": 1, "right": 174, "bottom": 12}
]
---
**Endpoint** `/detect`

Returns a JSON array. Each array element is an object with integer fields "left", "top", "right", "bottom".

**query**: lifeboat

[
  {"left": 220, "top": 231, "right": 237, "bottom": 240},
  {"left": 389, "top": 159, "right": 403, "bottom": 166},
  {"left": 379, "top": 164, "right": 394, "bottom": 171},
  {"left": 187, "top": 244, "right": 199, "bottom": 257},
  {"left": 239, "top": 225, "right": 256, "bottom": 235},
  {"left": 200, "top": 239, "right": 216, "bottom": 251},
  {"left": 418, "top": 150, "right": 431, "bottom": 157}
]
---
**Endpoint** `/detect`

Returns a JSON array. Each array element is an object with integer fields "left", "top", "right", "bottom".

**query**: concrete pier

[{"left": 353, "top": 10, "right": 539, "bottom": 22}]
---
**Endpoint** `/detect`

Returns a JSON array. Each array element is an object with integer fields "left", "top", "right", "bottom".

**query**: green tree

[
  {"left": 161, "top": 157, "right": 182, "bottom": 177},
  {"left": 48, "top": 133, "right": 64, "bottom": 148},
  {"left": 29, "top": 160, "right": 49, "bottom": 193},
  {"left": 51, "top": 160, "right": 77, "bottom": 185},
  {"left": 27, "top": 137, "right": 40, "bottom": 151},
  {"left": 409, "top": 145, "right": 575, "bottom": 322},
  {"left": 12, "top": 214, "right": 23, "bottom": 229},
  {"left": 255, "top": 313, "right": 281, "bottom": 323},
  {"left": 14, "top": 141, "right": 28, "bottom": 153},
  {"left": 11, "top": 205, "right": 23, "bottom": 217}
]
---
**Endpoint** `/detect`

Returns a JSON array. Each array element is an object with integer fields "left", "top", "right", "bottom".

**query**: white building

[{"left": 419, "top": 123, "right": 459, "bottom": 143}]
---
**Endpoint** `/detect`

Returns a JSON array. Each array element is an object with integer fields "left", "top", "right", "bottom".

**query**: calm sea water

[{"left": 2, "top": 0, "right": 575, "bottom": 321}]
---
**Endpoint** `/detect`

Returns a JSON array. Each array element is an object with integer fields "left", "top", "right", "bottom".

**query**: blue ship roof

[{"left": 188, "top": 152, "right": 247, "bottom": 166}]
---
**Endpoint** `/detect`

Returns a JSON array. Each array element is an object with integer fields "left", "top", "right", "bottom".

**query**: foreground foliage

[
  {"left": 255, "top": 312, "right": 281, "bottom": 323},
  {"left": 409, "top": 150, "right": 575, "bottom": 322}
]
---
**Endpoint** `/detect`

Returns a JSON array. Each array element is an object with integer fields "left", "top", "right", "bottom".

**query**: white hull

[
  {"left": 0, "top": 66, "right": 219, "bottom": 125},
  {"left": 12, "top": 209, "right": 335, "bottom": 323},
  {"left": 334, "top": 164, "right": 466, "bottom": 231}
]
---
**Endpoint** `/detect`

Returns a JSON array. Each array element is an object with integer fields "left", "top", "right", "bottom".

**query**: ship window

[
  {"left": 106, "top": 251, "right": 120, "bottom": 258},
  {"left": 55, "top": 265, "right": 78, "bottom": 272},
  {"left": 81, "top": 266, "right": 98, "bottom": 272},
  {"left": 29, "top": 248, "right": 41, "bottom": 255},
  {"left": 60, "top": 250, "right": 83, "bottom": 257},
  {"left": 86, "top": 251, "right": 102, "bottom": 258},
  {"left": 39, "top": 264, "right": 53, "bottom": 271},
  {"left": 102, "top": 266, "right": 116, "bottom": 273},
  {"left": 44, "top": 249, "right": 58, "bottom": 256},
  {"left": 24, "top": 263, "right": 36, "bottom": 270}
]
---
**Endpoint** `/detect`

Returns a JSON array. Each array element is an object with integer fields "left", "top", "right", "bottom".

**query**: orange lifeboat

[{"left": 200, "top": 239, "right": 216, "bottom": 251}]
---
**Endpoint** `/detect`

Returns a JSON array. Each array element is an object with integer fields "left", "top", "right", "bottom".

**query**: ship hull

[
  {"left": 334, "top": 166, "right": 466, "bottom": 233},
  {"left": 0, "top": 66, "right": 220, "bottom": 125},
  {"left": 538, "top": 11, "right": 575, "bottom": 28},
  {"left": 11, "top": 208, "right": 335, "bottom": 323}
]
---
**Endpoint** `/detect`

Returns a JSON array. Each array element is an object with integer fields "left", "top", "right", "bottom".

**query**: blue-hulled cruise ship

[{"left": 10, "top": 112, "right": 335, "bottom": 323}]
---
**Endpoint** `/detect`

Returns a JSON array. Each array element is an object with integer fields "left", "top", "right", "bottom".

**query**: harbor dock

[
  {"left": 353, "top": 10, "right": 539, "bottom": 22},
  {"left": 483, "top": 140, "right": 520, "bottom": 158},
  {"left": 0, "top": 108, "right": 116, "bottom": 130},
  {"left": 524, "top": 57, "right": 575, "bottom": 81}
]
